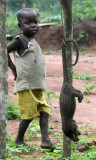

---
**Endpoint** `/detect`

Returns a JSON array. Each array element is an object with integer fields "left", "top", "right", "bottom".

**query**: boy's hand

[{"left": 12, "top": 67, "right": 17, "bottom": 80}]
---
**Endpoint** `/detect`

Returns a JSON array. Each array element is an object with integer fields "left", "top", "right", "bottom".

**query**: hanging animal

[{"left": 60, "top": 38, "right": 83, "bottom": 142}]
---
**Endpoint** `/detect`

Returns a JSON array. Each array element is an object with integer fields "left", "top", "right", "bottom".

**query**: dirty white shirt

[{"left": 13, "top": 39, "right": 46, "bottom": 94}]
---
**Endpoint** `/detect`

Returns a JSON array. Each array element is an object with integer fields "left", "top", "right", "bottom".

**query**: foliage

[
  {"left": 6, "top": 134, "right": 32, "bottom": 159},
  {"left": 6, "top": 123, "right": 96, "bottom": 159},
  {"left": 41, "top": 15, "right": 61, "bottom": 23},
  {"left": 6, "top": 0, "right": 60, "bottom": 15},
  {"left": 73, "top": 72, "right": 96, "bottom": 94},
  {"left": 77, "top": 31, "right": 85, "bottom": 43},
  {"left": 6, "top": 0, "right": 96, "bottom": 21},
  {"left": 44, "top": 90, "right": 59, "bottom": 106},
  {"left": 27, "top": 121, "right": 41, "bottom": 139},
  {"left": 82, "top": 80, "right": 96, "bottom": 94},
  {"left": 6, "top": 0, "right": 96, "bottom": 38},
  {"left": 73, "top": 72, "right": 95, "bottom": 80},
  {"left": 7, "top": 0, "right": 96, "bottom": 21},
  {"left": 84, "top": 97, "right": 90, "bottom": 103},
  {"left": 7, "top": 0, "right": 32, "bottom": 12},
  {"left": 43, "top": 50, "right": 56, "bottom": 55},
  {"left": 73, "top": 0, "right": 96, "bottom": 21},
  {"left": 6, "top": 12, "right": 21, "bottom": 37},
  {"left": 8, "top": 98, "right": 20, "bottom": 120}
]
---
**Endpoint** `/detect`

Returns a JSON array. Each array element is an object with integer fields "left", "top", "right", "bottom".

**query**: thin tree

[
  {"left": 61, "top": 0, "right": 73, "bottom": 158},
  {"left": 0, "top": 0, "right": 8, "bottom": 159}
]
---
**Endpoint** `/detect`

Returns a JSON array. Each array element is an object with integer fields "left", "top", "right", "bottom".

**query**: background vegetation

[{"left": 6, "top": 0, "right": 96, "bottom": 37}]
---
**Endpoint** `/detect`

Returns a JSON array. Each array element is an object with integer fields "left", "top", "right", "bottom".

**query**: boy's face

[{"left": 19, "top": 11, "right": 39, "bottom": 37}]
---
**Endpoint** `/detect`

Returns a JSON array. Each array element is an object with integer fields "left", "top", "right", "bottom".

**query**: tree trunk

[
  {"left": 0, "top": 0, "right": 8, "bottom": 159},
  {"left": 61, "top": 0, "right": 73, "bottom": 158}
]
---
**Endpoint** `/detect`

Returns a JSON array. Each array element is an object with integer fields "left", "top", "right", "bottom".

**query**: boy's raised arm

[{"left": 7, "top": 39, "right": 20, "bottom": 80}]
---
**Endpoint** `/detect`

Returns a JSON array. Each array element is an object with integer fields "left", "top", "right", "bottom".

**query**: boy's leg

[
  {"left": 39, "top": 111, "right": 55, "bottom": 149},
  {"left": 15, "top": 119, "right": 32, "bottom": 145}
]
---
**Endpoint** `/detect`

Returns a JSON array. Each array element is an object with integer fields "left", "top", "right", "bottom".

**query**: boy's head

[{"left": 17, "top": 8, "right": 39, "bottom": 37}]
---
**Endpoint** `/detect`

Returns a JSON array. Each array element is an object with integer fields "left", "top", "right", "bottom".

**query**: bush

[
  {"left": 6, "top": 12, "right": 21, "bottom": 38},
  {"left": 73, "top": 0, "right": 96, "bottom": 21},
  {"left": 8, "top": 98, "right": 20, "bottom": 120}
]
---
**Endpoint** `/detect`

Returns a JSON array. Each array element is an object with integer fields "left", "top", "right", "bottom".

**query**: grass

[
  {"left": 43, "top": 49, "right": 62, "bottom": 55},
  {"left": 27, "top": 121, "right": 41, "bottom": 139},
  {"left": 8, "top": 97, "right": 20, "bottom": 120},
  {"left": 82, "top": 80, "right": 96, "bottom": 94},
  {"left": 43, "top": 50, "right": 56, "bottom": 55},
  {"left": 73, "top": 72, "right": 96, "bottom": 94},
  {"left": 44, "top": 90, "right": 59, "bottom": 106},
  {"left": 7, "top": 91, "right": 96, "bottom": 159},
  {"left": 6, "top": 134, "right": 34, "bottom": 159},
  {"left": 77, "top": 31, "right": 85, "bottom": 43},
  {"left": 84, "top": 97, "right": 90, "bottom": 103},
  {"left": 6, "top": 123, "right": 96, "bottom": 160},
  {"left": 73, "top": 72, "right": 95, "bottom": 81}
]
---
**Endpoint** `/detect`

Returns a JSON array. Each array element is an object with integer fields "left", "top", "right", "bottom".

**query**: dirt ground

[{"left": 7, "top": 19, "right": 96, "bottom": 158}]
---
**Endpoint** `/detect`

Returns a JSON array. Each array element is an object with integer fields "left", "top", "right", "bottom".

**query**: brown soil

[
  {"left": 7, "top": 18, "right": 96, "bottom": 158},
  {"left": 35, "top": 18, "right": 96, "bottom": 50}
]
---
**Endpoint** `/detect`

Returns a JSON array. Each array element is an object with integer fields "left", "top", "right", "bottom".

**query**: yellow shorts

[{"left": 16, "top": 90, "right": 50, "bottom": 120}]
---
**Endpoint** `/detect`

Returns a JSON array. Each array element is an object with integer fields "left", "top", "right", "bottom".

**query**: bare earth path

[{"left": 7, "top": 51, "right": 96, "bottom": 140}]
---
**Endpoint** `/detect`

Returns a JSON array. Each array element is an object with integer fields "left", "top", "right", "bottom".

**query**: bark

[
  {"left": 62, "top": 0, "right": 73, "bottom": 82},
  {"left": 61, "top": 0, "right": 73, "bottom": 158},
  {"left": 0, "top": 0, "right": 8, "bottom": 159}
]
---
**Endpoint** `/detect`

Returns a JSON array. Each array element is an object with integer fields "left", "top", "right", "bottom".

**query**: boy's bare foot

[
  {"left": 41, "top": 140, "right": 55, "bottom": 149},
  {"left": 15, "top": 139, "right": 35, "bottom": 150},
  {"left": 15, "top": 138, "right": 26, "bottom": 145}
]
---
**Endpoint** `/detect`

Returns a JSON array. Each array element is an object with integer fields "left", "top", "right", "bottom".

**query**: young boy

[{"left": 7, "top": 8, "right": 54, "bottom": 149}]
